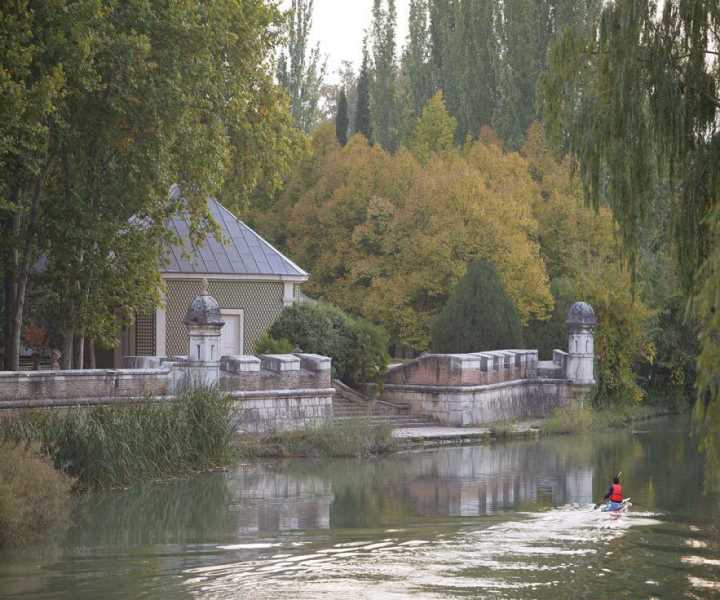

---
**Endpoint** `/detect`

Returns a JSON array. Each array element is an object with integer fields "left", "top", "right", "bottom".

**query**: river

[{"left": 1, "top": 416, "right": 718, "bottom": 599}]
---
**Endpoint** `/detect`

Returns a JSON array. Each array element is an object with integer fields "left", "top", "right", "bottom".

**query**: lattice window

[
  {"left": 164, "top": 279, "right": 284, "bottom": 356},
  {"left": 135, "top": 312, "right": 156, "bottom": 356}
]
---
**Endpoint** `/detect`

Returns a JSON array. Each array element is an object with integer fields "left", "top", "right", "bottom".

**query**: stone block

[
  {"left": 294, "top": 353, "right": 332, "bottom": 372},
  {"left": 259, "top": 354, "right": 301, "bottom": 373},
  {"left": 221, "top": 355, "right": 261, "bottom": 374},
  {"left": 123, "top": 356, "right": 162, "bottom": 369}
]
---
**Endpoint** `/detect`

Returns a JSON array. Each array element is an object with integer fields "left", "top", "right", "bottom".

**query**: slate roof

[{"left": 162, "top": 198, "right": 308, "bottom": 279}]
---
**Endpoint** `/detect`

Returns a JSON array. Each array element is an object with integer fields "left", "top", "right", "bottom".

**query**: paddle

[{"left": 594, "top": 471, "right": 622, "bottom": 510}]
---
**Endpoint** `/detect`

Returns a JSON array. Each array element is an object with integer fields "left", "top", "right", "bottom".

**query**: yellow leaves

[{"left": 284, "top": 131, "right": 554, "bottom": 349}]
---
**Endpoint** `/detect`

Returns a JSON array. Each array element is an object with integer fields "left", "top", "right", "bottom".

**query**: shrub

[
  {"left": 266, "top": 302, "right": 389, "bottom": 386},
  {"left": 0, "top": 387, "right": 235, "bottom": 490},
  {"left": 255, "top": 334, "right": 294, "bottom": 354},
  {"left": 0, "top": 443, "right": 73, "bottom": 548},
  {"left": 432, "top": 260, "right": 523, "bottom": 353}
]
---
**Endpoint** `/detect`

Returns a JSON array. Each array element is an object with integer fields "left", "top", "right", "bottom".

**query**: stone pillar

[
  {"left": 184, "top": 279, "right": 225, "bottom": 386},
  {"left": 565, "top": 301, "right": 597, "bottom": 385}
]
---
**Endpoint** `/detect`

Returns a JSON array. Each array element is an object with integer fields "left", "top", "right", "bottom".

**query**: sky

[{"left": 282, "top": 0, "right": 411, "bottom": 83}]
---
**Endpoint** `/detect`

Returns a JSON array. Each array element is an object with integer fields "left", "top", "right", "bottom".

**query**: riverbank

[{"left": 238, "top": 403, "right": 686, "bottom": 455}]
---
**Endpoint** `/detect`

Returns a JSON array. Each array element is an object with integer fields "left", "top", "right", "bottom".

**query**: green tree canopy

[
  {"left": 0, "top": 0, "right": 299, "bottom": 369},
  {"left": 431, "top": 260, "right": 523, "bottom": 353},
  {"left": 336, "top": 89, "right": 349, "bottom": 146},
  {"left": 407, "top": 90, "right": 457, "bottom": 162}
]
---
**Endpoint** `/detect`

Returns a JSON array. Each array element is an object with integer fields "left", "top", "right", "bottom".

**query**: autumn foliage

[{"left": 255, "top": 95, "right": 651, "bottom": 404}]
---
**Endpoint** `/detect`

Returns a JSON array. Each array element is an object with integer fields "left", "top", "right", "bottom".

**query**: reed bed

[
  {"left": 0, "top": 387, "right": 235, "bottom": 490},
  {"left": 235, "top": 418, "right": 397, "bottom": 459}
]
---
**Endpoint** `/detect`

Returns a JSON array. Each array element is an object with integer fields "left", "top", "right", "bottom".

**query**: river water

[{"left": 1, "top": 417, "right": 718, "bottom": 599}]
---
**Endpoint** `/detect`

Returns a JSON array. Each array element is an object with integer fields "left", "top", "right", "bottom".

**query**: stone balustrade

[{"left": 0, "top": 353, "right": 335, "bottom": 433}]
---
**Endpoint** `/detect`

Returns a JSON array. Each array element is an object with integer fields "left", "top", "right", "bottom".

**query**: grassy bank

[
  {"left": 0, "top": 443, "right": 74, "bottom": 548},
  {"left": 235, "top": 418, "right": 397, "bottom": 459},
  {"left": 0, "top": 387, "right": 235, "bottom": 491},
  {"left": 541, "top": 403, "right": 684, "bottom": 436}
]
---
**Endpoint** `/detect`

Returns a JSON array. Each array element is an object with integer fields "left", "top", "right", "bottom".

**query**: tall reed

[{"left": 0, "top": 387, "right": 235, "bottom": 490}]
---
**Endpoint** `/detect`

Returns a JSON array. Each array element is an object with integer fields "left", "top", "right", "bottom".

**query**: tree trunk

[
  {"left": 2, "top": 267, "right": 15, "bottom": 371},
  {"left": 89, "top": 339, "right": 96, "bottom": 369},
  {"left": 62, "top": 331, "right": 74, "bottom": 370},
  {"left": 4, "top": 170, "right": 47, "bottom": 371},
  {"left": 74, "top": 334, "right": 84, "bottom": 370}
]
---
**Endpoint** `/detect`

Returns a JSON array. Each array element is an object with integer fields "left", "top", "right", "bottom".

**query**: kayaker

[{"left": 601, "top": 476, "right": 624, "bottom": 510}]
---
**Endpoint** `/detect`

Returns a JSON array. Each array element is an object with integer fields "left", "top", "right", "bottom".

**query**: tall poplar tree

[
  {"left": 277, "top": 0, "right": 327, "bottom": 133},
  {"left": 355, "top": 46, "right": 373, "bottom": 141},
  {"left": 403, "top": 0, "right": 433, "bottom": 116},
  {"left": 335, "top": 89, "right": 349, "bottom": 146},
  {"left": 370, "top": 0, "right": 400, "bottom": 150}
]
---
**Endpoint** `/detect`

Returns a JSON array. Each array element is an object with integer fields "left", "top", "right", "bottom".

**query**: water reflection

[{"left": 1, "top": 417, "right": 719, "bottom": 600}]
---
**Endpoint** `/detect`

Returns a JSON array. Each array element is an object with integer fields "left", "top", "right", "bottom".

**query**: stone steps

[
  {"left": 332, "top": 380, "right": 411, "bottom": 419},
  {"left": 333, "top": 415, "right": 439, "bottom": 429}
]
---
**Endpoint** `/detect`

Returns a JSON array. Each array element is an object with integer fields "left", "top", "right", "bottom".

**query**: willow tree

[{"left": 539, "top": 0, "right": 720, "bottom": 486}]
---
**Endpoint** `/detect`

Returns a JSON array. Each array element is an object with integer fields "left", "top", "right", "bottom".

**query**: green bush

[
  {"left": 255, "top": 334, "right": 294, "bottom": 354},
  {"left": 266, "top": 302, "right": 389, "bottom": 386},
  {"left": 432, "top": 260, "right": 523, "bottom": 353},
  {"left": 0, "top": 443, "right": 73, "bottom": 547},
  {"left": 0, "top": 387, "right": 235, "bottom": 490}
]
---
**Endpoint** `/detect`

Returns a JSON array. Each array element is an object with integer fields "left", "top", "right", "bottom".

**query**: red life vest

[{"left": 610, "top": 483, "right": 623, "bottom": 502}]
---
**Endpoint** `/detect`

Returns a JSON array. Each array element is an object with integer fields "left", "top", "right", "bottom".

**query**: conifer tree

[
  {"left": 335, "top": 89, "right": 349, "bottom": 146},
  {"left": 431, "top": 260, "right": 523, "bottom": 353},
  {"left": 355, "top": 47, "right": 373, "bottom": 141}
]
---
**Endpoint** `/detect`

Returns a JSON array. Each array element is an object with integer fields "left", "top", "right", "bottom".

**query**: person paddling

[{"left": 599, "top": 475, "right": 624, "bottom": 511}]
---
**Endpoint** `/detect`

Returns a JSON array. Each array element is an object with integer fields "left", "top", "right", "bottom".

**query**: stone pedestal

[{"left": 565, "top": 302, "right": 596, "bottom": 385}]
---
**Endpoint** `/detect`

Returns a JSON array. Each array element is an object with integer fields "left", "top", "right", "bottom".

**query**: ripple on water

[{"left": 182, "top": 505, "right": 667, "bottom": 599}]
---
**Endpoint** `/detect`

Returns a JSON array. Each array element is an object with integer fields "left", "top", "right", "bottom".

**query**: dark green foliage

[
  {"left": 1, "top": 388, "right": 235, "bottom": 490},
  {"left": 336, "top": 89, "right": 349, "bottom": 146},
  {"left": 267, "top": 302, "right": 389, "bottom": 386},
  {"left": 356, "top": 45, "right": 373, "bottom": 140},
  {"left": 640, "top": 294, "right": 698, "bottom": 403},
  {"left": 255, "top": 334, "right": 294, "bottom": 354},
  {"left": 370, "top": 0, "right": 400, "bottom": 150},
  {"left": 431, "top": 260, "right": 522, "bottom": 352}
]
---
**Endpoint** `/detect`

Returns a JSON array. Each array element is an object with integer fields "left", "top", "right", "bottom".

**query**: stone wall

[
  {"left": 0, "top": 353, "right": 334, "bottom": 434},
  {"left": 382, "top": 379, "right": 590, "bottom": 426},
  {"left": 386, "top": 351, "right": 538, "bottom": 386},
  {"left": 0, "top": 369, "right": 171, "bottom": 408},
  {"left": 381, "top": 350, "right": 590, "bottom": 426}
]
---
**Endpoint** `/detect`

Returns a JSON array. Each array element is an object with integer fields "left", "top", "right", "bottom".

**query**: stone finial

[
  {"left": 566, "top": 301, "right": 597, "bottom": 328},
  {"left": 184, "top": 281, "right": 224, "bottom": 327},
  {"left": 201, "top": 277, "right": 209, "bottom": 296}
]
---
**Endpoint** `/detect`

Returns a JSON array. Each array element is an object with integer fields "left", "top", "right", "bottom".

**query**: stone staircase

[{"left": 332, "top": 380, "right": 438, "bottom": 429}]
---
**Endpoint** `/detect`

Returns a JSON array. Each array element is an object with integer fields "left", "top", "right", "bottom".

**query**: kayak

[{"left": 600, "top": 497, "right": 632, "bottom": 513}]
